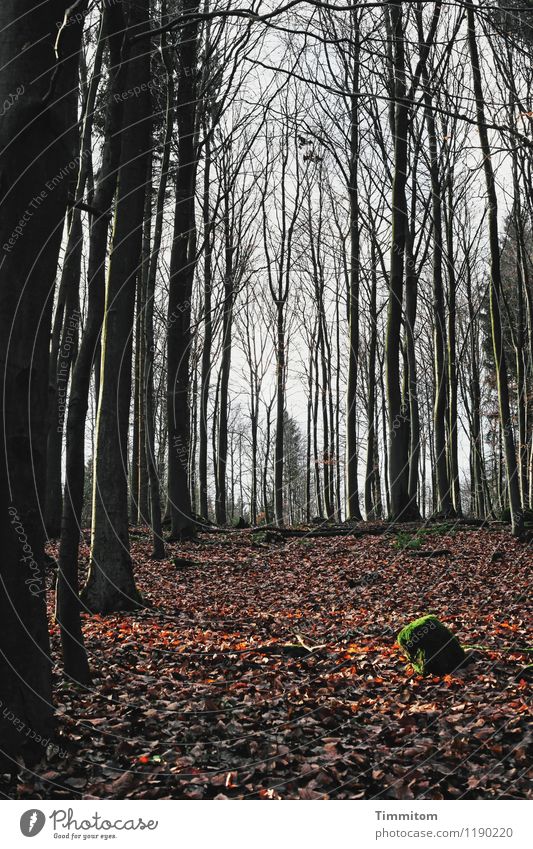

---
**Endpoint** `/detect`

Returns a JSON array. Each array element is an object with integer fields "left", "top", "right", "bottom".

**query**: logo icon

[{"left": 20, "top": 810, "right": 46, "bottom": 837}]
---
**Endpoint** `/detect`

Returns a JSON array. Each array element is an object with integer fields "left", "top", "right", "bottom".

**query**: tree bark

[
  {"left": 82, "top": 0, "right": 152, "bottom": 610},
  {"left": 166, "top": 0, "right": 200, "bottom": 540},
  {"left": 346, "top": 26, "right": 363, "bottom": 521},
  {"left": 386, "top": 1, "right": 417, "bottom": 520},
  {"left": 57, "top": 4, "right": 126, "bottom": 675},
  {"left": 467, "top": 1, "right": 523, "bottom": 535},
  {"left": 0, "top": 0, "right": 86, "bottom": 764},
  {"left": 143, "top": 6, "right": 173, "bottom": 560},
  {"left": 365, "top": 235, "right": 379, "bottom": 519},
  {"left": 274, "top": 301, "right": 286, "bottom": 525},
  {"left": 215, "top": 192, "right": 235, "bottom": 525},
  {"left": 423, "top": 78, "right": 453, "bottom": 517},
  {"left": 199, "top": 129, "right": 213, "bottom": 521},
  {"left": 45, "top": 38, "right": 104, "bottom": 539}
]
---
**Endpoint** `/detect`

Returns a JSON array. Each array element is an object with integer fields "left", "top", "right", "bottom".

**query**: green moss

[
  {"left": 252, "top": 531, "right": 267, "bottom": 545},
  {"left": 398, "top": 614, "right": 465, "bottom": 675},
  {"left": 252, "top": 530, "right": 284, "bottom": 545},
  {"left": 394, "top": 530, "right": 422, "bottom": 550},
  {"left": 393, "top": 523, "right": 458, "bottom": 551},
  {"left": 500, "top": 507, "right": 533, "bottom": 524}
]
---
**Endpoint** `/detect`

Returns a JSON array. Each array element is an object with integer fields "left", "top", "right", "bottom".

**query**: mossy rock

[
  {"left": 234, "top": 516, "right": 250, "bottom": 529},
  {"left": 252, "top": 530, "right": 284, "bottom": 545},
  {"left": 397, "top": 614, "right": 465, "bottom": 675},
  {"left": 500, "top": 507, "right": 533, "bottom": 524}
]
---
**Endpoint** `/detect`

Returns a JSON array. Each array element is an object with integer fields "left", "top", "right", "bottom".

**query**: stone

[
  {"left": 234, "top": 516, "right": 250, "bottom": 529},
  {"left": 397, "top": 614, "right": 465, "bottom": 675}
]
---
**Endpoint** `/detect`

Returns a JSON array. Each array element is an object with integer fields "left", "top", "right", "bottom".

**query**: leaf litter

[{"left": 6, "top": 526, "right": 531, "bottom": 800}]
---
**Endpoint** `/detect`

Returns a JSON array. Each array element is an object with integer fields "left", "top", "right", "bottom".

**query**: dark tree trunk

[
  {"left": 143, "top": 9, "right": 173, "bottom": 560},
  {"left": 57, "top": 5, "right": 126, "bottom": 676},
  {"left": 467, "top": 1, "right": 523, "bottom": 535},
  {"left": 274, "top": 301, "right": 286, "bottom": 525},
  {"left": 365, "top": 237, "right": 379, "bottom": 519},
  {"left": 423, "top": 79, "right": 453, "bottom": 517},
  {"left": 405, "top": 229, "right": 420, "bottom": 513},
  {"left": 82, "top": 0, "right": 152, "bottom": 610},
  {"left": 199, "top": 129, "right": 213, "bottom": 521},
  {"left": 131, "top": 168, "right": 151, "bottom": 524},
  {"left": 262, "top": 398, "right": 274, "bottom": 524},
  {"left": 346, "top": 30, "right": 362, "bottom": 521},
  {"left": 166, "top": 0, "right": 200, "bottom": 540},
  {"left": 216, "top": 194, "right": 235, "bottom": 525},
  {"left": 45, "top": 208, "right": 82, "bottom": 538},
  {"left": 44, "top": 26, "right": 104, "bottom": 540},
  {"left": 0, "top": 0, "right": 86, "bottom": 764},
  {"left": 312, "top": 334, "right": 323, "bottom": 517},
  {"left": 306, "top": 354, "right": 313, "bottom": 522},
  {"left": 465, "top": 260, "right": 486, "bottom": 518},
  {"left": 445, "top": 179, "right": 462, "bottom": 515},
  {"left": 386, "top": 2, "right": 416, "bottom": 520}
]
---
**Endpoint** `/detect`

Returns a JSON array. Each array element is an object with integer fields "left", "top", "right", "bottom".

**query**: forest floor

[{"left": 6, "top": 523, "right": 532, "bottom": 799}]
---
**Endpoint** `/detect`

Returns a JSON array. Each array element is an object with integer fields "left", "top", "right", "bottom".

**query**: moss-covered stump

[
  {"left": 398, "top": 614, "right": 465, "bottom": 675},
  {"left": 234, "top": 516, "right": 250, "bottom": 529}
]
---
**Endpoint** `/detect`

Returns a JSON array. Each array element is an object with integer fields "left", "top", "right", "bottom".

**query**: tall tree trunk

[
  {"left": 365, "top": 237, "right": 378, "bottom": 519},
  {"left": 511, "top": 169, "right": 528, "bottom": 509},
  {"left": 263, "top": 398, "right": 274, "bottom": 523},
  {"left": 318, "top": 320, "right": 332, "bottom": 518},
  {"left": 467, "top": 1, "right": 523, "bottom": 535},
  {"left": 465, "top": 259, "right": 486, "bottom": 517},
  {"left": 199, "top": 129, "right": 213, "bottom": 521},
  {"left": 405, "top": 229, "right": 420, "bottom": 512},
  {"left": 386, "top": 1, "right": 416, "bottom": 520},
  {"left": 0, "top": 0, "right": 87, "bottom": 764},
  {"left": 379, "top": 349, "right": 391, "bottom": 517},
  {"left": 274, "top": 301, "right": 286, "bottom": 525},
  {"left": 216, "top": 193, "right": 235, "bottom": 525},
  {"left": 82, "top": 0, "right": 152, "bottom": 610},
  {"left": 306, "top": 353, "right": 313, "bottom": 522},
  {"left": 130, "top": 292, "right": 141, "bottom": 523},
  {"left": 57, "top": 5, "right": 126, "bottom": 675},
  {"left": 423, "top": 78, "right": 453, "bottom": 517},
  {"left": 45, "top": 27, "right": 104, "bottom": 540},
  {"left": 144, "top": 150, "right": 166, "bottom": 558},
  {"left": 131, "top": 165, "right": 152, "bottom": 524},
  {"left": 45, "top": 209, "right": 82, "bottom": 538},
  {"left": 312, "top": 334, "right": 323, "bottom": 517},
  {"left": 249, "top": 361, "right": 259, "bottom": 525},
  {"left": 143, "top": 7, "right": 173, "bottom": 560},
  {"left": 166, "top": 0, "right": 200, "bottom": 540},
  {"left": 445, "top": 179, "right": 462, "bottom": 515},
  {"left": 346, "top": 24, "right": 362, "bottom": 520},
  {"left": 335, "top": 288, "right": 343, "bottom": 520}
]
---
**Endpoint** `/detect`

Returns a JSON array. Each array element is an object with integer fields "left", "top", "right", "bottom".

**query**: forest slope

[{"left": 5, "top": 527, "right": 530, "bottom": 800}]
